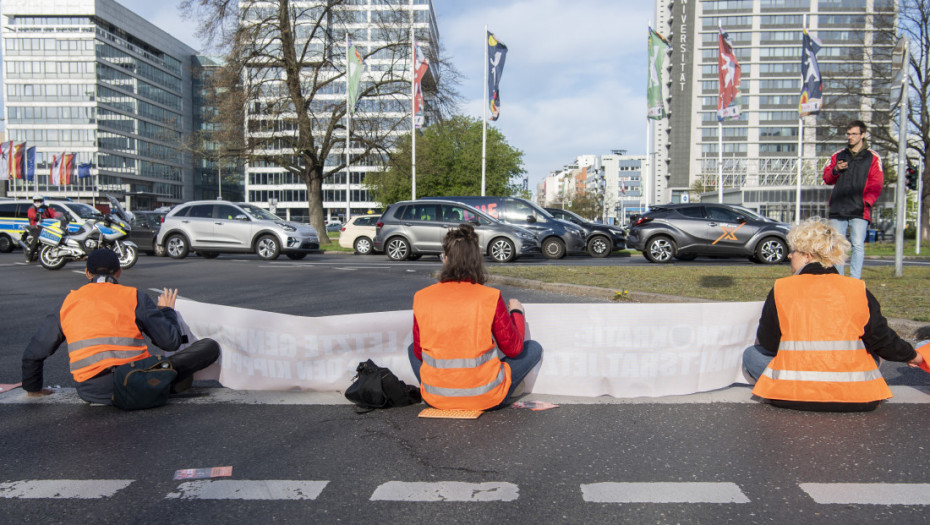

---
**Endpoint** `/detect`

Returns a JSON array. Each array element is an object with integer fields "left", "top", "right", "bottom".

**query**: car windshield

[
  {"left": 239, "top": 204, "right": 283, "bottom": 221},
  {"left": 67, "top": 203, "right": 105, "bottom": 220}
]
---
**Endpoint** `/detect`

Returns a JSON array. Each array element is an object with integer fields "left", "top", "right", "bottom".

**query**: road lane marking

[
  {"left": 370, "top": 481, "right": 519, "bottom": 502},
  {"left": 166, "top": 480, "right": 329, "bottom": 500},
  {"left": 0, "top": 480, "right": 133, "bottom": 499},
  {"left": 581, "top": 482, "right": 750, "bottom": 503},
  {"left": 800, "top": 483, "right": 930, "bottom": 505}
]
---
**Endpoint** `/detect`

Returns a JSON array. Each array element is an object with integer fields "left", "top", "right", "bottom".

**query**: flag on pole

[
  {"left": 716, "top": 27, "right": 743, "bottom": 121},
  {"left": 413, "top": 40, "right": 429, "bottom": 129},
  {"left": 346, "top": 39, "right": 364, "bottom": 113},
  {"left": 78, "top": 162, "right": 93, "bottom": 180},
  {"left": 26, "top": 147, "right": 36, "bottom": 182},
  {"left": 63, "top": 154, "right": 75, "bottom": 185},
  {"left": 12, "top": 143, "right": 26, "bottom": 179},
  {"left": 51, "top": 153, "right": 64, "bottom": 185},
  {"left": 487, "top": 31, "right": 508, "bottom": 121},
  {"left": 647, "top": 28, "right": 669, "bottom": 120},
  {"left": 0, "top": 141, "right": 11, "bottom": 181},
  {"left": 799, "top": 28, "right": 823, "bottom": 117}
]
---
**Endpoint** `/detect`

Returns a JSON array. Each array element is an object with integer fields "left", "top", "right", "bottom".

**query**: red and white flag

[
  {"left": 413, "top": 40, "right": 429, "bottom": 129},
  {"left": 50, "top": 153, "right": 64, "bottom": 184},
  {"left": 716, "top": 27, "right": 742, "bottom": 121}
]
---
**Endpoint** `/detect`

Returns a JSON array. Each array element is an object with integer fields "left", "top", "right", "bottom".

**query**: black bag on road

[{"left": 345, "top": 359, "right": 421, "bottom": 410}]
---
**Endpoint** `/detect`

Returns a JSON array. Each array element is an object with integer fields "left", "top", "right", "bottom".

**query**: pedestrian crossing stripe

[
  {"left": 370, "top": 481, "right": 519, "bottom": 502},
  {"left": 166, "top": 480, "right": 329, "bottom": 500},
  {"left": 800, "top": 483, "right": 930, "bottom": 505},
  {"left": 0, "top": 480, "right": 133, "bottom": 499},
  {"left": 581, "top": 482, "right": 750, "bottom": 503}
]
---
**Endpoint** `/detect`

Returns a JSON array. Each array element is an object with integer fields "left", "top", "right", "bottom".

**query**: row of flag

[
  {"left": 0, "top": 141, "right": 92, "bottom": 184},
  {"left": 647, "top": 25, "right": 823, "bottom": 122}
]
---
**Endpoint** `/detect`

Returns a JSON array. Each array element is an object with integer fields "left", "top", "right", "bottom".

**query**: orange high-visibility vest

[
  {"left": 60, "top": 283, "right": 150, "bottom": 382},
  {"left": 413, "top": 281, "right": 511, "bottom": 410},
  {"left": 752, "top": 274, "right": 892, "bottom": 403}
]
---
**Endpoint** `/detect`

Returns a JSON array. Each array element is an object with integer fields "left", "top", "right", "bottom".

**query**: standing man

[
  {"left": 25, "top": 194, "right": 54, "bottom": 262},
  {"left": 822, "top": 120, "right": 884, "bottom": 279},
  {"left": 22, "top": 249, "right": 219, "bottom": 406}
]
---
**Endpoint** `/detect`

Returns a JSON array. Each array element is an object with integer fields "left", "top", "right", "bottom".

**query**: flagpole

[
  {"left": 645, "top": 117, "right": 651, "bottom": 211},
  {"left": 717, "top": 22, "right": 724, "bottom": 204},
  {"left": 482, "top": 25, "right": 488, "bottom": 197},
  {"left": 410, "top": 27, "right": 417, "bottom": 200},
  {"left": 345, "top": 32, "right": 351, "bottom": 222},
  {"left": 795, "top": 16, "right": 807, "bottom": 225}
]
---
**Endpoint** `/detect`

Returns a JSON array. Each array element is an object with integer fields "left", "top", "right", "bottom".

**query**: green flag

[
  {"left": 647, "top": 28, "right": 669, "bottom": 120},
  {"left": 347, "top": 41, "right": 364, "bottom": 112}
]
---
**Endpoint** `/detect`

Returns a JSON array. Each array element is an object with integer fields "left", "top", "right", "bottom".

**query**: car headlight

[{"left": 276, "top": 222, "right": 296, "bottom": 232}]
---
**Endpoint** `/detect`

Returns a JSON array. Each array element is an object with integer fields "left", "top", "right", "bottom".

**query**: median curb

[{"left": 487, "top": 274, "right": 928, "bottom": 341}]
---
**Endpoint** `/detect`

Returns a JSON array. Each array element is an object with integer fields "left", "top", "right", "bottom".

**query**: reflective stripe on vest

[
  {"left": 60, "top": 283, "right": 150, "bottom": 382},
  {"left": 751, "top": 274, "right": 892, "bottom": 403},
  {"left": 421, "top": 368, "right": 506, "bottom": 398},
  {"left": 762, "top": 368, "right": 883, "bottom": 383},
  {"left": 422, "top": 348, "right": 501, "bottom": 369}
]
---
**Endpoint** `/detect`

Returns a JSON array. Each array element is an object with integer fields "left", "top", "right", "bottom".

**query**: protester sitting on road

[
  {"left": 408, "top": 223, "right": 542, "bottom": 410},
  {"left": 743, "top": 217, "right": 923, "bottom": 411},
  {"left": 22, "top": 249, "right": 220, "bottom": 406}
]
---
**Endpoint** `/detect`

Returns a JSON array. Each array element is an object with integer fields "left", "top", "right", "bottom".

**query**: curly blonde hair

[{"left": 786, "top": 217, "right": 850, "bottom": 267}]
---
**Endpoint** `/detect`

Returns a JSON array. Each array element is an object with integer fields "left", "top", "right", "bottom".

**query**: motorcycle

[{"left": 36, "top": 203, "right": 138, "bottom": 271}]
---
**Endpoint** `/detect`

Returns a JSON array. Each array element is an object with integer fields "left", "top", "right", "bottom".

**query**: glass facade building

[
  {"left": 652, "top": 0, "right": 895, "bottom": 220},
  {"left": 1, "top": 0, "right": 196, "bottom": 210}
]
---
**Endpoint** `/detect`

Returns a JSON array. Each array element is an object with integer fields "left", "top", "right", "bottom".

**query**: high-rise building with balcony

[
  {"left": 1, "top": 0, "right": 197, "bottom": 209},
  {"left": 652, "top": 0, "right": 896, "bottom": 221}
]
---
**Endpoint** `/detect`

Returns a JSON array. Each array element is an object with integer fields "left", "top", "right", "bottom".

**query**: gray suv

[
  {"left": 373, "top": 199, "right": 540, "bottom": 262},
  {"left": 156, "top": 200, "right": 319, "bottom": 260}
]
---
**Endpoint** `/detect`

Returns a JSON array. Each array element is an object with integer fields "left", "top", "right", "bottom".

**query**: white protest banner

[{"left": 178, "top": 299, "right": 760, "bottom": 397}]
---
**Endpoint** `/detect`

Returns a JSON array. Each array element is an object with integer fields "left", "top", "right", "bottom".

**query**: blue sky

[{"left": 3, "top": 0, "right": 654, "bottom": 192}]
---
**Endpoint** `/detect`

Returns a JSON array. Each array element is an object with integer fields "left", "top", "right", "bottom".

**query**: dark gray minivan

[{"left": 423, "top": 196, "right": 586, "bottom": 259}]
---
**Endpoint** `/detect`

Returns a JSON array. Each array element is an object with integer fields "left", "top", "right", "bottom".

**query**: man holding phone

[{"left": 822, "top": 120, "right": 884, "bottom": 279}]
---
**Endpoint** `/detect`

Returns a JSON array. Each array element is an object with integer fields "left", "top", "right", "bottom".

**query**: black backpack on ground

[{"left": 345, "top": 359, "right": 421, "bottom": 411}]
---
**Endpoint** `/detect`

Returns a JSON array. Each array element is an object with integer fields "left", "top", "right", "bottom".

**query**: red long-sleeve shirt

[{"left": 412, "top": 294, "right": 525, "bottom": 361}]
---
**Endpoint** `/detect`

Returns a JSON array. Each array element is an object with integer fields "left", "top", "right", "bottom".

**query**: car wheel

[
  {"left": 675, "top": 253, "right": 698, "bottom": 261},
  {"left": 541, "top": 237, "right": 566, "bottom": 259},
  {"left": 354, "top": 236, "right": 373, "bottom": 255},
  {"left": 0, "top": 234, "right": 13, "bottom": 253},
  {"left": 644, "top": 236, "right": 676, "bottom": 263},
  {"left": 489, "top": 237, "right": 516, "bottom": 263},
  {"left": 587, "top": 235, "right": 611, "bottom": 258},
  {"left": 166, "top": 234, "right": 189, "bottom": 259},
  {"left": 755, "top": 237, "right": 787, "bottom": 264},
  {"left": 286, "top": 253, "right": 307, "bottom": 260},
  {"left": 200, "top": 252, "right": 220, "bottom": 259},
  {"left": 386, "top": 237, "right": 410, "bottom": 261},
  {"left": 255, "top": 235, "right": 281, "bottom": 260}
]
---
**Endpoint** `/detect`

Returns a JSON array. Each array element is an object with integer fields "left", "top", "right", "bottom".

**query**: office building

[
  {"left": 652, "top": 0, "right": 895, "bottom": 221},
  {"left": 242, "top": 0, "right": 439, "bottom": 223}
]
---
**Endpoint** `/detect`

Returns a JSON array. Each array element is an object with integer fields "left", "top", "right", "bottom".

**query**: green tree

[{"left": 366, "top": 115, "right": 525, "bottom": 205}]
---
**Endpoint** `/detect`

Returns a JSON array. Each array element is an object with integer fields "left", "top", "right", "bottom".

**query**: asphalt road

[{"left": 2, "top": 251, "right": 930, "bottom": 524}]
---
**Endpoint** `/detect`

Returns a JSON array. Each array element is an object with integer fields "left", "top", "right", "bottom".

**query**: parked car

[
  {"left": 421, "top": 196, "right": 586, "bottom": 259},
  {"left": 545, "top": 208, "right": 627, "bottom": 257},
  {"left": 128, "top": 211, "right": 167, "bottom": 256},
  {"left": 339, "top": 215, "right": 381, "bottom": 254},
  {"left": 627, "top": 203, "right": 790, "bottom": 264},
  {"left": 326, "top": 222, "right": 343, "bottom": 232},
  {"left": 373, "top": 199, "right": 540, "bottom": 262},
  {"left": 156, "top": 200, "right": 319, "bottom": 260}
]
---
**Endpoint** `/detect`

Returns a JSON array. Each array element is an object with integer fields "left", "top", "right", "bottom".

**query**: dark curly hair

[{"left": 438, "top": 223, "right": 487, "bottom": 284}]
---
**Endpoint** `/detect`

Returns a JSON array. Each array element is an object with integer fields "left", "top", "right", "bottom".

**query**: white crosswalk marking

[
  {"left": 0, "top": 480, "right": 133, "bottom": 499},
  {"left": 581, "top": 482, "right": 750, "bottom": 503},
  {"left": 800, "top": 483, "right": 930, "bottom": 505},
  {"left": 165, "top": 480, "right": 329, "bottom": 500},
  {"left": 370, "top": 481, "right": 519, "bottom": 502}
]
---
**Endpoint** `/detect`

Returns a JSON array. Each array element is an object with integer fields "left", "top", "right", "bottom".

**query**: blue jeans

[
  {"left": 830, "top": 218, "right": 868, "bottom": 279},
  {"left": 408, "top": 340, "right": 544, "bottom": 406}
]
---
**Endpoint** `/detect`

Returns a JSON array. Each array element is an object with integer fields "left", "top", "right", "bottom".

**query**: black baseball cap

[{"left": 86, "top": 249, "right": 120, "bottom": 276}]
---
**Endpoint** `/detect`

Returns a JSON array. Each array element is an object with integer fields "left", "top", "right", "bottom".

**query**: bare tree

[
  {"left": 181, "top": 0, "right": 458, "bottom": 241},
  {"left": 819, "top": 0, "right": 929, "bottom": 242}
]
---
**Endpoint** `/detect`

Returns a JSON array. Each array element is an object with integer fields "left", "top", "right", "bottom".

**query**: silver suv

[
  {"left": 373, "top": 199, "right": 540, "bottom": 262},
  {"left": 156, "top": 200, "right": 319, "bottom": 260}
]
